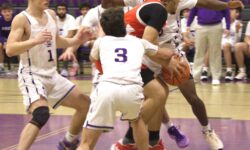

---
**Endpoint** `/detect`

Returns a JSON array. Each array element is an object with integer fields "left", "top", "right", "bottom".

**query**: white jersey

[
  {"left": 19, "top": 10, "right": 57, "bottom": 77},
  {"left": 57, "top": 14, "right": 77, "bottom": 37},
  {"left": 82, "top": 4, "right": 132, "bottom": 36},
  {"left": 91, "top": 35, "right": 158, "bottom": 85},
  {"left": 158, "top": 0, "right": 198, "bottom": 46},
  {"left": 245, "top": 21, "right": 250, "bottom": 36},
  {"left": 222, "top": 19, "right": 242, "bottom": 45},
  {"left": 123, "top": 0, "right": 143, "bottom": 7}
]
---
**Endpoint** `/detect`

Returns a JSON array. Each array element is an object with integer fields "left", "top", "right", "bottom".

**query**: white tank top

[{"left": 19, "top": 10, "right": 57, "bottom": 77}]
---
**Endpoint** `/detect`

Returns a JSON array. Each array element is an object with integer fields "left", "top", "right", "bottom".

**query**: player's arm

[
  {"left": 142, "top": 40, "right": 185, "bottom": 76},
  {"left": 196, "top": 0, "right": 244, "bottom": 10},
  {"left": 6, "top": 14, "right": 52, "bottom": 57}
]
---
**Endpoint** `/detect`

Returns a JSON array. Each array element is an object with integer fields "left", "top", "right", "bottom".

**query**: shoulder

[
  {"left": 12, "top": 12, "right": 29, "bottom": 27},
  {"left": 46, "top": 9, "right": 57, "bottom": 20},
  {"left": 66, "top": 14, "right": 75, "bottom": 20}
]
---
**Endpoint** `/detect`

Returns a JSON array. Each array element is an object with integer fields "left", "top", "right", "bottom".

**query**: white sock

[
  {"left": 239, "top": 67, "right": 246, "bottom": 73},
  {"left": 164, "top": 121, "right": 174, "bottom": 129},
  {"left": 226, "top": 67, "right": 232, "bottom": 72},
  {"left": 202, "top": 124, "right": 212, "bottom": 132},
  {"left": 202, "top": 66, "right": 208, "bottom": 72},
  {"left": 65, "top": 132, "right": 78, "bottom": 143},
  {"left": 0, "top": 63, "right": 4, "bottom": 68}
]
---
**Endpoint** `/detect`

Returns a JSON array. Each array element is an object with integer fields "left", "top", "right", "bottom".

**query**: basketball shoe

[
  {"left": 203, "top": 130, "right": 223, "bottom": 150},
  {"left": 57, "top": 138, "right": 79, "bottom": 150},
  {"left": 149, "top": 139, "right": 166, "bottom": 150},
  {"left": 234, "top": 72, "right": 247, "bottom": 80},
  {"left": 168, "top": 125, "right": 189, "bottom": 148},
  {"left": 110, "top": 139, "right": 137, "bottom": 150}
]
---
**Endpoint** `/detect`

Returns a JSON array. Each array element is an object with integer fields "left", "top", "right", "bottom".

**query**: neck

[
  {"left": 26, "top": 5, "right": 44, "bottom": 17},
  {"left": 231, "top": 18, "right": 236, "bottom": 22}
]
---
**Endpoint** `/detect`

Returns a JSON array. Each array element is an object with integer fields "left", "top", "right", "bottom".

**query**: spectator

[
  {"left": 222, "top": 8, "right": 242, "bottom": 81},
  {"left": 187, "top": 3, "right": 231, "bottom": 85},
  {"left": 234, "top": 20, "right": 250, "bottom": 80},
  {"left": 56, "top": 3, "right": 78, "bottom": 77},
  {"left": 75, "top": 3, "right": 91, "bottom": 28},
  {"left": 0, "top": 3, "right": 16, "bottom": 75}
]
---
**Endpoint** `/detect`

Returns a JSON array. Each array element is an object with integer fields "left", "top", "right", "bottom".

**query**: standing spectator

[
  {"left": 56, "top": 3, "right": 77, "bottom": 77},
  {"left": 187, "top": 2, "right": 231, "bottom": 85},
  {"left": 234, "top": 21, "right": 250, "bottom": 80},
  {"left": 222, "top": 8, "right": 242, "bottom": 81},
  {"left": 0, "top": 3, "right": 16, "bottom": 75}
]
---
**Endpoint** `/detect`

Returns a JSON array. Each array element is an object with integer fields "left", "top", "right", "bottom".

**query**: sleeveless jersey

[
  {"left": 91, "top": 35, "right": 158, "bottom": 85},
  {"left": 19, "top": 10, "right": 57, "bottom": 76}
]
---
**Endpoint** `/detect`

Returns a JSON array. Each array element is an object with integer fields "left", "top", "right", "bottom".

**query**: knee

[
  {"left": 30, "top": 106, "right": 50, "bottom": 129},
  {"left": 75, "top": 93, "right": 90, "bottom": 111},
  {"left": 188, "top": 94, "right": 203, "bottom": 106},
  {"left": 234, "top": 43, "right": 245, "bottom": 52}
]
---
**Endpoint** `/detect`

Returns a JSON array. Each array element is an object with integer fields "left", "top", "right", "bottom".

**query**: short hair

[
  {"left": 56, "top": 3, "right": 68, "bottom": 10},
  {"left": 79, "top": 3, "right": 90, "bottom": 10},
  {"left": 1, "top": 3, "right": 13, "bottom": 10},
  {"left": 100, "top": 8, "right": 126, "bottom": 37}
]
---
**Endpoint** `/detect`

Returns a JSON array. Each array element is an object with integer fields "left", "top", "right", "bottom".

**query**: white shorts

[
  {"left": 221, "top": 36, "right": 237, "bottom": 51},
  {"left": 84, "top": 82, "right": 144, "bottom": 131},
  {"left": 18, "top": 72, "right": 75, "bottom": 109}
]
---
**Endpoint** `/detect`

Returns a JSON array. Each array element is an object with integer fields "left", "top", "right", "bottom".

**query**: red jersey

[{"left": 125, "top": 0, "right": 164, "bottom": 38}]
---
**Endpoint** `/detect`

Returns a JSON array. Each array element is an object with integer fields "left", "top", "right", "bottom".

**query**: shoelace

[{"left": 170, "top": 127, "right": 184, "bottom": 142}]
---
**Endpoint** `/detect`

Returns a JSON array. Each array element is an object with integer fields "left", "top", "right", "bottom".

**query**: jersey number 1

[{"left": 48, "top": 50, "right": 54, "bottom": 62}]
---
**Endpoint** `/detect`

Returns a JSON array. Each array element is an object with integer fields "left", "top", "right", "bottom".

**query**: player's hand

[
  {"left": 75, "top": 27, "right": 95, "bottom": 44},
  {"left": 235, "top": 21, "right": 242, "bottom": 33},
  {"left": 167, "top": 55, "right": 186, "bottom": 78},
  {"left": 58, "top": 47, "right": 77, "bottom": 62},
  {"left": 228, "top": 0, "right": 244, "bottom": 9},
  {"left": 33, "top": 30, "right": 52, "bottom": 44},
  {"left": 224, "top": 29, "right": 230, "bottom": 37}
]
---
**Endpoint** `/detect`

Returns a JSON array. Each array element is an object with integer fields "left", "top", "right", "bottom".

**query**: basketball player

[
  {"left": 100, "top": 0, "right": 243, "bottom": 150},
  {"left": 77, "top": 7, "right": 184, "bottom": 150},
  {"left": 6, "top": 0, "right": 92, "bottom": 149}
]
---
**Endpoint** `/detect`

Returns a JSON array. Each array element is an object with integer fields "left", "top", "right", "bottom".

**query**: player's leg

[
  {"left": 0, "top": 42, "right": 4, "bottom": 73},
  {"left": 77, "top": 128, "right": 102, "bottom": 150},
  {"left": 130, "top": 117, "right": 148, "bottom": 150},
  {"left": 58, "top": 87, "right": 90, "bottom": 148},
  {"left": 18, "top": 99, "right": 50, "bottom": 150},
  {"left": 178, "top": 78, "right": 223, "bottom": 149},
  {"left": 116, "top": 78, "right": 168, "bottom": 150},
  {"left": 223, "top": 43, "right": 234, "bottom": 81},
  {"left": 234, "top": 42, "right": 248, "bottom": 80}
]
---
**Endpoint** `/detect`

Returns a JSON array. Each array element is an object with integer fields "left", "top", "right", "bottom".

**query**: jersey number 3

[{"left": 114, "top": 48, "right": 127, "bottom": 62}]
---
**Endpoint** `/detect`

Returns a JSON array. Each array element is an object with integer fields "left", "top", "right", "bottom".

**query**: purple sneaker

[
  {"left": 168, "top": 125, "right": 189, "bottom": 148},
  {"left": 57, "top": 138, "right": 80, "bottom": 150}
]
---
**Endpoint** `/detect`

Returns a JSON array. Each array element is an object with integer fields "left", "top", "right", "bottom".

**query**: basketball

[{"left": 162, "top": 56, "right": 190, "bottom": 86}]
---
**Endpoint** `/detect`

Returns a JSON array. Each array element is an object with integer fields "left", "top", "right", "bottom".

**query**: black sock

[
  {"left": 123, "top": 126, "right": 135, "bottom": 144},
  {"left": 149, "top": 131, "right": 160, "bottom": 146}
]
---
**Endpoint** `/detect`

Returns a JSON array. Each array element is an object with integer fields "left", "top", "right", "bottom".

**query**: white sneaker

[
  {"left": 203, "top": 130, "right": 224, "bottom": 150},
  {"left": 212, "top": 79, "right": 220, "bottom": 85},
  {"left": 60, "top": 69, "right": 69, "bottom": 77},
  {"left": 234, "top": 72, "right": 247, "bottom": 80}
]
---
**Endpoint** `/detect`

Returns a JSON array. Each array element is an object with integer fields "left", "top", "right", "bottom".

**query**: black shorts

[{"left": 141, "top": 68, "right": 155, "bottom": 87}]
